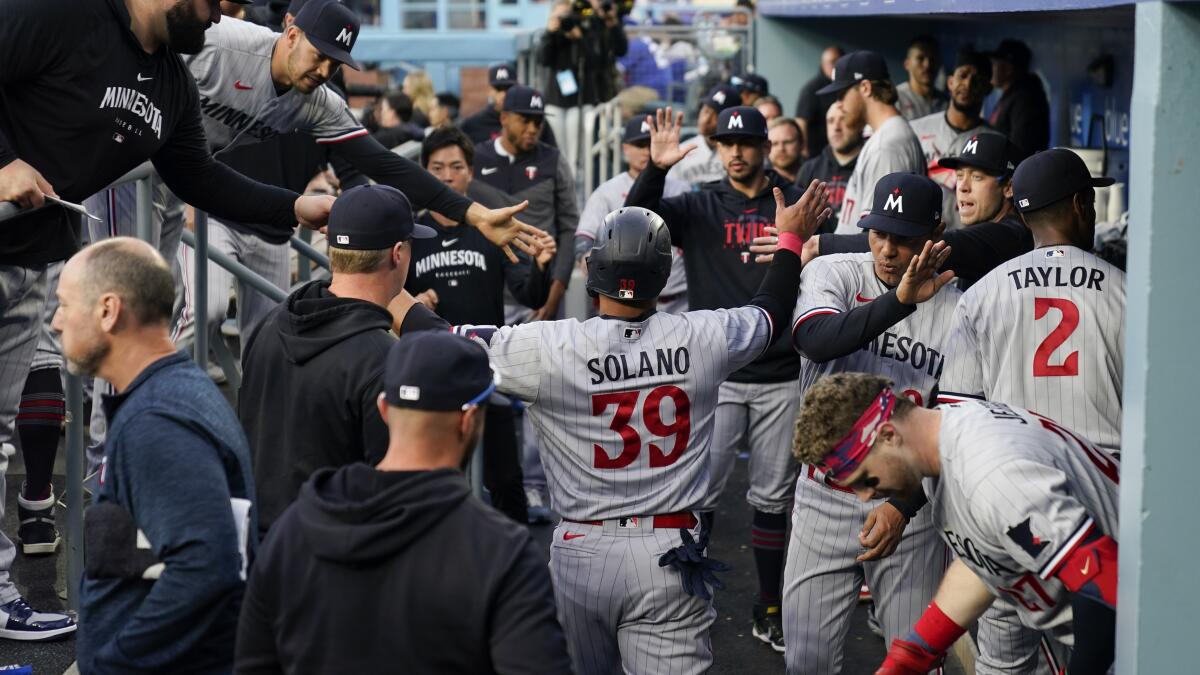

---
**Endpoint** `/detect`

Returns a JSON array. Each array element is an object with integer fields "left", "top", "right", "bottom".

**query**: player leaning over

[
  {"left": 392, "top": 176, "right": 831, "bottom": 673},
  {"left": 796, "top": 373, "right": 1119, "bottom": 675}
]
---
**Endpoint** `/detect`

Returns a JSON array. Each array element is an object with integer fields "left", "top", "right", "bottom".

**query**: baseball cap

[
  {"left": 488, "top": 63, "right": 518, "bottom": 89},
  {"left": 938, "top": 131, "right": 1019, "bottom": 176},
  {"left": 623, "top": 116, "right": 653, "bottom": 144},
  {"left": 709, "top": 106, "right": 768, "bottom": 142},
  {"left": 988, "top": 39, "right": 1032, "bottom": 70},
  {"left": 327, "top": 185, "right": 436, "bottom": 250},
  {"left": 730, "top": 73, "right": 769, "bottom": 95},
  {"left": 1011, "top": 148, "right": 1114, "bottom": 213},
  {"left": 951, "top": 48, "right": 993, "bottom": 82},
  {"left": 856, "top": 173, "right": 943, "bottom": 237},
  {"left": 292, "top": 0, "right": 361, "bottom": 71},
  {"left": 701, "top": 85, "right": 742, "bottom": 114},
  {"left": 286, "top": 0, "right": 309, "bottom": 14},
  {"left": 816, "top": 51, "right": 891, "bottom": 96},
  {"left": 384, "top": 332, "right": 500, "bottom": 411},
  {"left": 502, "top": 85, "right": 548, "bottom": 117}
]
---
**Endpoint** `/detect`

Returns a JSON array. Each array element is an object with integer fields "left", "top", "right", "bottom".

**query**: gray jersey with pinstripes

[
  {"left": 183, "top": 17, "right": 365, "bottom": 154},
  {"left": 932, "top": 401, "right": 1121, "bottom": 645},
  {"left": 937, "top": 246, "right": 1125, "bottom": 453},
  {"left": 792, "top": 253, "right": 962, "bottom": 405},
  {"left": 472, "top": 307, "right": 771, "bottom": 520}
]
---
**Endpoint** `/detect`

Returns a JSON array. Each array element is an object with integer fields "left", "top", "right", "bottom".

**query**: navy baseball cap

[
  {"left": 701, "top": 85, "right": 742, "bottom": 114},
  {"left": 709, "top": 106, "right": 768, "bottom": 141},
  {"left": 503, "top": 85, "right": 548, "bottom": 117},
  {"left": 623, "top": 116, "right": 653, "bottom": 144},
  {"left": 857, "top": 173, "right": 943, "bottom": 237},
  {"left": 938, "top": 132, "right": 1019, "bottom": 176},
  {"left": 384, "top": 332, "right": 499, "bottom": 411},
  {"left": 488, "top": 63, "right": 518, "bottom": 89},
  {"left": 327, "top": 185, "right": 435, "bottom": 250},
  {"left": 293, "top": 0, "right": 361, "bottom": 70},
  {"left": 816, "top": 51, "right": 891, "bottom": 96},
  {"left": 730, "top": 73, "right": 769, "bottom": 95},
  {"left": 1011, "top": 148, "right": 1114, "bottom": 213}
]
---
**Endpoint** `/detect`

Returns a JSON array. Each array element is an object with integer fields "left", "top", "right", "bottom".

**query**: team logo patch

[
  {"left": 618, "top": 278, "right": 636, "bottom": 299},
  {"left": 398, "top": 385, "right": 421, "bottom": 401},
  {"left": 640, "top": 120, "right": 651, "bottom": 133},
  {"left": 618, "top": 516, "right": 639, "bottom": 529},
  {"left": 727, "top": 111, "right": 743, "bottom": 129},
  {"left": 712, "top": 90, "right": 727, "bottom": 105},
  {"left": 336, "top": 235, "right": 350, "bottom": 244},
  {"left": 1006, "top": 517, "right": 1050, "bottom": 558},
  {"left": 336, "top": 25, "right": 355, "bottom": 47},
  {"left": 530, "top": 94, "right": 543, "bottom": 109},
  {"left": 962, "top": 135, "right": 980, "bottom": 155},
  {"left": 883, "top": 188, "right": 904, "bottom": 213},
  {"left": 496, "top": 68, "right": 509, "bottom": 80},
  {"left": 525, "top": 166, "right": 538, "bottom": 180},
  {"left": 1019, "top": 198, "right": 1031, "bottom": 208},
  {"left": 113, "top": 133, "right": 125, "bottom": 144},
  {"left": 1044, "top": 248, "right": 1066, "bottom": 258},
  {"left": 622, "top": 327, "right": 642, "bottom": 340}
]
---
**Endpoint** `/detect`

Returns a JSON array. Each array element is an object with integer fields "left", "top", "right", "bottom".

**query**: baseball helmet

[{"left": 586, "top": 207, "right": 673, "bottom": 302}]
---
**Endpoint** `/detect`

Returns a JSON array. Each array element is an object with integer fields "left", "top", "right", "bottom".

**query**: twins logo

[
  {"left": 525, "top": 166, "right": 538, "bottom": 180},
  {"left": 640, "top": 120, "right": 651, "bottom": 133},
  {"left": 530, "top": 94, "right": 543, "bottom": 109},
  {"left": 727, "top": 112, "right": 743, "bottom": 129},
  {"left": 496, "top": 68, "right": 509, "bottom": 80},
  {"left": 962, "top": 135, "right": 980, "bottom": 155},
  {"left": 883, "top": 188, "right": 904, "bottom": 213},
  {"left": 336, "top": 25, "right": 355, "bottom": 47},
  {"left": 712, "top": 90, "right": 727, "bottom": 105}
]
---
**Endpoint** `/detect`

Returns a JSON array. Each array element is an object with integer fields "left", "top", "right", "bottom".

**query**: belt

[
  {"left": 563, "top": 511, "right": 699, "bottom": 529},
  {"left": 807, "top": 465, "right": 855, "bottom": 495}
]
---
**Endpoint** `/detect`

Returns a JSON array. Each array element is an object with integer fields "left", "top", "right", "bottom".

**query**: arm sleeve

[
  {"left": 504, "top": 252, "right": 551, "bottom": 309},
  {"left": 328, "top": 146, "right": 369, "bottom": 190},
  {"left": 789, "top": 259, "right": 915, "bottom": 362},
  {"left": 488, "top": 537, "right": 574, "bottom": 675},
  {"left": 935, "top": 295, "right": 986, "bottom": 404},
  {"left": 938, "top": 219, "right": 1032, "bottom": 283},
  {"left": 453, "top": 324, "right": 543, "bottom": 403},
  {"left": 624, "top": 162, "right": 690, "bottom": 246},
  {"left": 718, "top": 246, "right": 806, "bottom": 374},
  {"left": 233, "top": 557, "right": 284, "bottom": 675},
  {"left": 400, "top": 302, "right": 451, "bottom": 334},
  {"left": 152, "top": 103, "right": 299, "bottom": 231},
  {"left": 329, "top": 134, "right": 472, "bottom": 223},
  {"left": 817, "top": 232, "right": 871, "bottom": 256},
  {"left": 93, "top": 413, "right": 246, "bottom": 671},
  {"left": 552, "top": 153, "right": 580, "bottom": 283}
]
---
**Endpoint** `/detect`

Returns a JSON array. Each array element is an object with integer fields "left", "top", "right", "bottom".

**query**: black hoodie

[
  {"left": 235, "top": 464, "right": 572, "bottom": 675},
  {"left": 238, "top": 280, "right": 394, "bottom": 534},
  {"left": 626, "top": 164, "right": 805, "bottom": 383}
]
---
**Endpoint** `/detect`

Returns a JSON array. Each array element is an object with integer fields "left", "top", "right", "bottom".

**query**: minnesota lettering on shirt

[{"left": 99, "top": 87, "right": 164, "bottom": 139}]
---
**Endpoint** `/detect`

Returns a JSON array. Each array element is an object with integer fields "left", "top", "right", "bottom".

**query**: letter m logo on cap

[
  {"left": 336, "top": 26, "right": 354, "bottom": 46},
  {"left": 963, "top": 136, "right": 979, "bottom": 155},
  {"left": 640, "top": 120, "right": 651, "bottom": 133},
  {"left": 530, "top": 94, "right": 543, "bottom": 109},
  {"left": 728, "top": 112, "right": 743, "bottom": 129},
  {"left": 497, "top": 68, "right": 509, "bottom": 79},
  {"left": 713, "top": 90, "right": 727, "bottom": 105},
  {"left": 883, "top": 189, "right": 904, "bottom": 213}
]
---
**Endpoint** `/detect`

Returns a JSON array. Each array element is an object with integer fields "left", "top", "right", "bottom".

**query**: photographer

[{"left": 538, "top": 0, "right": 629, "bottom": 168}]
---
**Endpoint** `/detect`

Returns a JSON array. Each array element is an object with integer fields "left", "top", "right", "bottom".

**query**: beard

[
  {"left": 65, "top": 340, "right": 111, "bottom": 378},
  {"left": 166, "top": 0, "right": 209, "bottom": 55}
]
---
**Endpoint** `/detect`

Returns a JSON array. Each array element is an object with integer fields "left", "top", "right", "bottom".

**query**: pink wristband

[
  {"left": 777, "top": 231, "right": 806, "bottom": 257},
  {"left": 913, "top": 601, "right": 966, "bottom": 653}
]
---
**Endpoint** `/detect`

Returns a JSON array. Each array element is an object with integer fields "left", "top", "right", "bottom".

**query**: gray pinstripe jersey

[
  {"left": 465, "top": 307, "right": 772, "bottom": 520},
  {"left": 792, "top": 253, "right": 962, "bottom": 406},
  {"left": 932, "top": 401, "right": 1120, "bottom": 645},
  {"left": 183, "top": 17, "right": 365, "bottom": 153},
  {"left": 937, "top": 246, "right": 1125, "bottom": 453}
]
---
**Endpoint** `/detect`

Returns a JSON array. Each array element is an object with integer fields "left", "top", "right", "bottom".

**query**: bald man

[{"left": 54, "top": 238, "right": 256, "bottom": 672}]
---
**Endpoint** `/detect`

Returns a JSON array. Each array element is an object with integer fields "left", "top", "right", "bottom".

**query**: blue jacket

[{"left": 78, "top": 351, "right": 256, "bottom": 674}]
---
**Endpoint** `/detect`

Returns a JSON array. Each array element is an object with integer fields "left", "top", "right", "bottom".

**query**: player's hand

[
  {"left": 875, "top": 638, "right": 944, "bottom": 675},
  {"left": 534, "top": 230, "right": 558, "bottom": 269},
  {"left": 749, "top": 225, "right": 779, "bottom": 264},
  {"left": 415, "top": 289, "right": 439, "bottom": 310},
  {"left": 531, "top": 279, "right": 567, "bottom": 321},
  {"left": 896, "top": 240, "right": 955, "bottom": 305},
  {"left": 466, "top": 201, "right": 543, "bottom": 263},
  {"left": 0, "top": 159, "right": 58, "bottom": 210},
  {"left": 295, "top": 194, "right": 335, "bottom": 230},
  {"left": 857, "top": 502, "right": 909, "bottom": 562},
  {"left": 774, "top": 180, "right": 832, "bottom": 241},
  {"left": 648, "top": 107, "right": 694, "bottom": 170},
  {"left": 802, "top": 235, "right": 821, "bottom": 266}
]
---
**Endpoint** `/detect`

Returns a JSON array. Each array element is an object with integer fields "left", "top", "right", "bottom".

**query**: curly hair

[{"left": 792, "top": 373, "right": 914, "bottom": 464}]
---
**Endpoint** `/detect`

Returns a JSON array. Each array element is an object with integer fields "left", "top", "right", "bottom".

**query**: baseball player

[
  {"left": 575, "top": 117, "right": 690, "bottom": 314},
  {"left": 794, "top": 373, "right": 1119, "bottom": 675},
  {"left": 391, "top": 178, "right": 830, "bottom": 673},
  {"left": 936, "top": 148, "right": 1124, "bottom": 673},
  {"left": 626, "top": 106, "right": 809, "bottom": 651},
  {"left": 783, "top": 173, "right": 960, "bottom": 674},
  {"left": 816, "top": 51, "right": 926, "bottom": 234}
]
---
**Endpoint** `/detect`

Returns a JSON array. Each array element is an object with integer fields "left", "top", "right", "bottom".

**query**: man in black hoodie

[
  {"left": 235, "top": 331, "right": 572, "bottom": 675},
  {"left": 625, "top": 105, "right": 807, "bottom": 652},
  {"left": 238, "top": 184, "right": 437, "bottom": 535}
]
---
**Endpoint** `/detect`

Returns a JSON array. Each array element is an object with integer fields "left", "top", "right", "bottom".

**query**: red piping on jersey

[
  {"left": 792, "top": 307, "right": 839, "bottom": 335},
  {"left": 1039, "top": 517, "right": 1094, "bottom": 580},
  {"left": 314, "top": 128, "right": 370, "bottom": 144}
]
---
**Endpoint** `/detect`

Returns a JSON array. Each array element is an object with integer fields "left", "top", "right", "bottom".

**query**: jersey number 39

[
  {"left": 592, "top": 387, "right": 692, "bottom": 469},
  {"left": 1033, "top": 297, "right": 1080, "bottom": 377}
]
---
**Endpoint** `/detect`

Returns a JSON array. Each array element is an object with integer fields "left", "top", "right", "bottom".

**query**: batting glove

[
  {"left": 875, "top": 638, "right": 944, "bottom": 674},
  {"left": 657, "top": 528, "right": 731, "bottom": 601}
]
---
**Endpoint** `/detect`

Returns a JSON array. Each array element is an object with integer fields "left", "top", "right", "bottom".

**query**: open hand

[
  {"left": 895, "top": 240, "right": 955, "bottom": 305},
  {"left": 649, "top": 108, "right": 694, "bottom": 170},
  {"left": 774, "top": 180, "right": 831, "bottom": 240},
  {"left": 534, "top": 230, "right": 558, "bottom": 269},
  {"left": 467, "top": 200, "right": 546, "bottom": 263}
]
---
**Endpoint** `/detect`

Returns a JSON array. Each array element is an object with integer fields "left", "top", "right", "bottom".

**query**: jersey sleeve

[
  {"left": 455, "top": 324, "right": 544, "bottom": 404},
  {"left": 308, "top": 88, "right": 369, "bottom": 144},
  {"left": 715, "top": 306, "right": 773, "bottom": 375},
  {"left": 970, "top": 458, "right": 1099, "bottom": 581},
  {"left": 936, "top": 293, "right": 985, "bottom": 404},
  {"left": 791, "top": 257, "right": 853, "bottom": 338}
]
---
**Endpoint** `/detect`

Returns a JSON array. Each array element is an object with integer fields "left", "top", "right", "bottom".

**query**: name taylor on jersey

[
  {"left": 587, "top": 347, "right": 691, "bottom": 385},
  {"left": 1006, "top": 261, "right": 1107, "bottom": 292}
]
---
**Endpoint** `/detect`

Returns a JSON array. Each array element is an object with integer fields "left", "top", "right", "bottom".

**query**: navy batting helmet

[{"left": 586, "top": 207, "right": 672, "bottom": 302}]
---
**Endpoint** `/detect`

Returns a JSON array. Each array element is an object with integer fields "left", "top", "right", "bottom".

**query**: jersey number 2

[
  {"left": 1033, "top": 298, "right": 1079, "bottom": 377},
  {"left": 592, "top": 387, "right": 692, "bottom": 469}
]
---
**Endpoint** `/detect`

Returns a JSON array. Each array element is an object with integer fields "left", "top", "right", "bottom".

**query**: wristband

[
  {"left": 777, "top": 231, "right": 806, "bottom": 257},
  {"left": 911, "top": 601, "right": 966, "bottom": 654}
]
